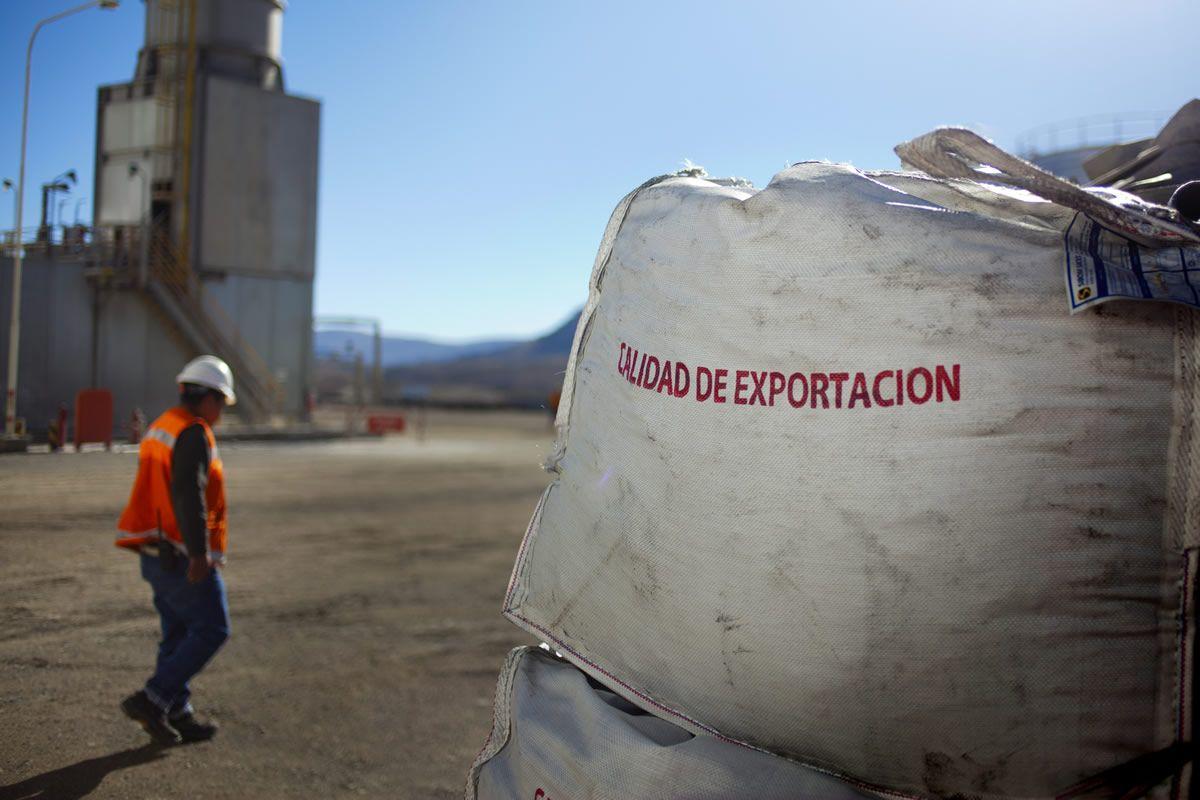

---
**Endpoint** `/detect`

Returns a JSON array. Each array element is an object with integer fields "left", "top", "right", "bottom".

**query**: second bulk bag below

[{"left": 468, "top": 647, "right": 879, "bottom": 800}]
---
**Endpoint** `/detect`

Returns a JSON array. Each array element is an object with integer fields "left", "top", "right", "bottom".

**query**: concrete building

[{"left": 0, "top": 0, "right": 320, "bottom": 436}]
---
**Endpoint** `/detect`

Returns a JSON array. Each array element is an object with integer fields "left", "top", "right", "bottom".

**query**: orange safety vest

[{"left": 116, "top": 406, "right": 227, "bottom": 560}]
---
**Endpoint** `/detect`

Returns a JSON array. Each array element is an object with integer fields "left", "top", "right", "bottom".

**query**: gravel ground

[{"left": 0, "top": 409, "right": 554, "bottom": 799}]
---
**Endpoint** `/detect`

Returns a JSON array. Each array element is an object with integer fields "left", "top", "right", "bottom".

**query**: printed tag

[{"left": 1065, "top": 213, "right": 1200, "bottom": 313}]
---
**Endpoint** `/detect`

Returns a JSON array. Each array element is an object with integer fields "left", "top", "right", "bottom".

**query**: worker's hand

[{"left": 187, "top": 555, "right": 212, "bottom": 584}]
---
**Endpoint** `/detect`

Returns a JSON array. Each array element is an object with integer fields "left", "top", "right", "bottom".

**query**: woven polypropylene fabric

[
  {"left": 504, "top": 164, "right": 1197, "bottom": 798},
  {"left": 469, "top": 647, "right": 881, "bottom": 800}
]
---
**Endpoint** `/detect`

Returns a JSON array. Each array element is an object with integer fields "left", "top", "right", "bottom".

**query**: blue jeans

[{"left": 139, "top": 552, "right": 230, "bottom": 715}]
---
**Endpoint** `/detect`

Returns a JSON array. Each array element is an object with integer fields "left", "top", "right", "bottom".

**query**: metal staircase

[{"left": 141, "top": 224, "right": 282, "bottom": 422}]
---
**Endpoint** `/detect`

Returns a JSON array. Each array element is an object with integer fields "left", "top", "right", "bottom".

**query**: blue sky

[{"left": 1, "top": 1, "right": 1198, "bottom": 342}]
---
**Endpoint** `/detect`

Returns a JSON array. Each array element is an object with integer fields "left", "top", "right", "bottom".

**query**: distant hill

[
  {"left": 381, "top": 311, "right": 581, "bottom": 407},
  {"left": 314, "top": 330, "right": 518, "bottom": 367},
  {"left": 494, "top": 311, "right": 579, "bottom": 358}
]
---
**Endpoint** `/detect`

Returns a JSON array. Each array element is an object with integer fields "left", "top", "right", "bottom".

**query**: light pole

[{"left": 6, "top": 0, "right": 120, "bottom": 438}]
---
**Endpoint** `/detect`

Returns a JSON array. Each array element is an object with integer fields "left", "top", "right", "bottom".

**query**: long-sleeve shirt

[{"left": 170, "top": 423, "right": 210, "bottom": 559}]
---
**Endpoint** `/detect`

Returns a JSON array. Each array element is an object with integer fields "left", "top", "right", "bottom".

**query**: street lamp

[{"left": 6, "top": 0, "right": 119, "bottom": 438}]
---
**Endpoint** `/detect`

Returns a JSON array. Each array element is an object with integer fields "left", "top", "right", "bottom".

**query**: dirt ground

[{"left": 0, "top": 409, "right": 555, "bottom": 799}]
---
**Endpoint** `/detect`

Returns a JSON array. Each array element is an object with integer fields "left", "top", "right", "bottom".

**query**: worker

[{"left": 114, "top": 355, "right": 235, "bottom": 746}]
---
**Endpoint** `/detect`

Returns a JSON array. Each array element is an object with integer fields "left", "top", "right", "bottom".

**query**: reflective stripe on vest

[
  {"left": 116, "top": 406, "right": 228, "bottom": 558},
  {"left": 141, "top": 427, "right": 178, "bottom": 449}
]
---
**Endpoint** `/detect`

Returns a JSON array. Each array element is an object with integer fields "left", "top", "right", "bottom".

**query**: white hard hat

[{"left": 176, "top": 355, "right": 237, "bottom": 405}]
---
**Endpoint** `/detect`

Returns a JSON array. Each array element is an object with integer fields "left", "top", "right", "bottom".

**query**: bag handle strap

[{"left": 895, "top": 127, "right": 1200, "bottom": 248}]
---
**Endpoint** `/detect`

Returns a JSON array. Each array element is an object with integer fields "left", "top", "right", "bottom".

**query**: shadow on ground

[{"left": 0, "top": 744, "right": 167, "bottom": 800}]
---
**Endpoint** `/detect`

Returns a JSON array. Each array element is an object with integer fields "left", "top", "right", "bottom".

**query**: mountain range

[
  {"left": 315, "top": 310, "right": 580, "bottom": 408},
  {"left": 313, "top": 330, "right": 519, "bottom": 367}
]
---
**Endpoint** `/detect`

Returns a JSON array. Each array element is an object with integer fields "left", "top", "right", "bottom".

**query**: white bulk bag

[
  {"left": 468, "top": 646, "right": 879, "bottom": 800},
  {"left": 503, "top": 130, "right": 1200, "bottom": 798}
]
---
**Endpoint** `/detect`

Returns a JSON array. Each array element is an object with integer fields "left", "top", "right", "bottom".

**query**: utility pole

[{"left": 6, "top": 0, "right": 119, "bottom": 438}]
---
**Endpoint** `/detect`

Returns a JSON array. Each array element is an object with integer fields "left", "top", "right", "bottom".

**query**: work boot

[
  {"left": 121, "top": 691, "right": 181, "bottom": 746},
  {"left": 168, "top": 710, "right": 218, "bottom": 743}
]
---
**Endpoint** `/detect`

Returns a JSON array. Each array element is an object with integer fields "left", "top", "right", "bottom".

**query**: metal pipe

[
  {"left": 129, "top": 162, "right": 149, "bottom": 286},
  {"left": 1, "top": 180, "right": 13, "bottom": 254},
  {"left": 372, "top": 324, "right": 383, "bottom": 405},
  {"left": 90, "top": 286, "right": 101, "bottom": 387},
  {"left": 57, "top": 197, "right": 69, "bottom": 235},
  {"left": 6, "top": 0, "right": 119, "bottom": 437},
  {"left": 39, "top": 184, "right": 51, "bottom": 237},
  {"left": 177, "top": 0, "right": 197, "bottom": 280}
]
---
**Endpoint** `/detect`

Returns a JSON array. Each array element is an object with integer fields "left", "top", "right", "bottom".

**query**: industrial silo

[{"left": 87, "top": 0, "right": 321, "bottom": 423}]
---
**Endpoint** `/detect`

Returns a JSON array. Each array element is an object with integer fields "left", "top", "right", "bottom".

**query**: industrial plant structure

[{"left": 0, "top": 0, "right": 320, "bottom": 437}]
